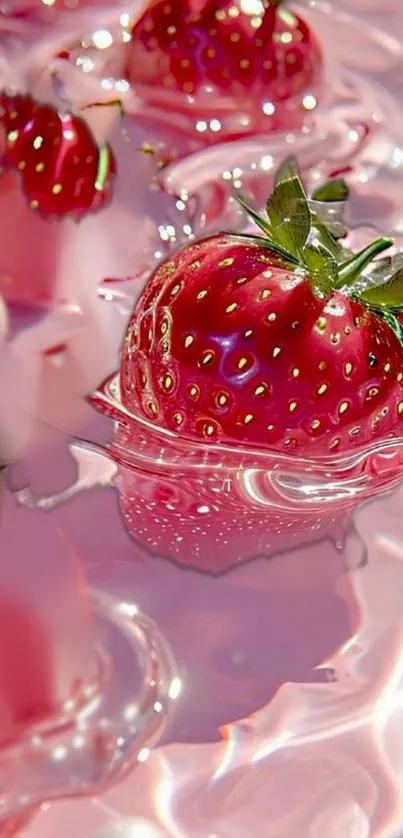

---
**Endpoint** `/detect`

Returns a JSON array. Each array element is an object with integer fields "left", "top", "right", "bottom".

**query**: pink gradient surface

[
  {"left": 0, "top": 487, "right": 95, "bottom": 744},
  {"left": 12, "top": 442, "right": 403, "bottom": 838},
  {"left": 1, "top": 0, "right": 403, "bottom": 836}
]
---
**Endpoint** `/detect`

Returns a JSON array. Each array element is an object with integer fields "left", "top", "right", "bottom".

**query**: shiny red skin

[
  {"left": 126, "top": 0, "right": 323, "bottom": 139},
  {"left": 0, "top": 93, "right": 115, "bottom": 219},
  {"left": 120, "top": 233, "right": 403, "bottom": 456}
]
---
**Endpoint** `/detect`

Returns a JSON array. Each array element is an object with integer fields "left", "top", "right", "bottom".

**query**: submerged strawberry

[
  {"left": 126, "top": 0, "right": 323, "bottom": 140},
  {"left": 0, "top": 92, "right": 115, "bottom": 219},
  {"left": 120, "top": 159, "right": 403, "bottom": 456},
  {"left": 114, "top": 440, "right": 348, "bottom": 573}
]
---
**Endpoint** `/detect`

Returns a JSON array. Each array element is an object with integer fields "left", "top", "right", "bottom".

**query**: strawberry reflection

[
  {"left": 115, "top": 439, "right": 345, "bottom": 575},
  {"left": 91, "top": 373, "right": 403, "bottom": 576},
  {"left": 21, "top": 478, "right": 403, "bottom": 838},
  {"left": 0, "top": 488, "right": 95, "bottom": 747},
  {"left": 0, "top": 596, "right": 54, "bottom": 746},
  {"left": 9, "top": 429, "right": 358, "bottom": 745}
]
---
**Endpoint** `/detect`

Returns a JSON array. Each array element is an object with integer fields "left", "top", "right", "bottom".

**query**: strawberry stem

[
  {"left": 237, "top": 157, "right": 395, "bottom": 299},
  {"left": 94, "top": 145, "right": 110, "bottom": 192},
  {"left": 335, "top": 238, "right": 394, "bottom": 289}
]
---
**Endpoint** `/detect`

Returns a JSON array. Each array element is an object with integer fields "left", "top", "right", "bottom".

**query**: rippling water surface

[{"left": 1, "top": 0, "right": 403, "bottom": 836}]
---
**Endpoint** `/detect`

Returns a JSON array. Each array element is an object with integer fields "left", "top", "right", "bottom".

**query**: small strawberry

[
  {"left": 126, "top": 0, "right": 323, "bottom": 141},
  {"left": 0, "top": 92, "right": 115, "bottom": 219},
  {"left": 120, "top": 159, "right": 403, "bottom": 457}
]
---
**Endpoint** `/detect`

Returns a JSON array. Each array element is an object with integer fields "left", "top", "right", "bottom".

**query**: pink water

[{"left": 1, "top": 0, "right": 403, "bottom": 836}]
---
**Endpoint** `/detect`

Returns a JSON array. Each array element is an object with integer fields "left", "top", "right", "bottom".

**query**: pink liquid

[
  {"left": 1, "top": 1, "right": 403, "bottom": 837},
  {"left": 0, "top": 488, "right": 95, "bottom": 744},
  {"left": 86, "top": 371, "right": 403, "bottom": 575}
]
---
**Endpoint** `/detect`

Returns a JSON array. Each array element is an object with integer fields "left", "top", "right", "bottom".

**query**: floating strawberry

[
  {"left": 87, "top": 160, "right": 403, "bottom": 573},
  {"left": 0, "top": 92, "right": 115, "bottom": 219},
  {"left": 120, "top": 158, "right": 403, "bottom": 457},
  {"left": 126, "top": 0, "right": 323, "bottom": 141}
]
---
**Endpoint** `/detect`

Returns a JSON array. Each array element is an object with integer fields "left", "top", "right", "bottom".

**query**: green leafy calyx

[{"left": 235, "top": 157, "right": 399, "bottom": 311}]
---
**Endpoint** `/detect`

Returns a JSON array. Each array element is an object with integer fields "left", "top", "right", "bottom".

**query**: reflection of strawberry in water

[
  {"left": 0, "top": 490, "right": 95, "bottom": 745},
  {"left": 113, "top": 423, "right": 349, "bottom": 574},
  {"left": 0, "top": 595, "right": 54, "bottom": 746},
  {"left": 126, "top": 0, "right": 323, "bottom": 142},
  {"left": 95, "top": 159, "right": 403, "bottom": 574},
  {"left": 0, "top": 92, "right": 115, "bottom": 219}
]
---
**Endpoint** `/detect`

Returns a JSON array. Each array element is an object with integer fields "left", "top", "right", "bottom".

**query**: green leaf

[
  {"left": 274, "top": 157, "right": 305, "bottom": 190},
  {"left": 377, "top": 309, "right": 403, "bottom": 347},
  {"left": 266, "top": 157, "right": 311, "bottom": 257},
  {"left": 236, "top": 192, "right": 273, "bottom": 237},
  {"left": 230, "top": 233, "right": 298, "bottom": 265},
  {"left": 310, "top": 178, "right": 349, "bottom": 245},
  {"left": 309, "top": 200, "right": 348, "bottom": 243},
  {"left": 364, "top": 252, "right": 403, "bottom": 284},
  {"left": 310, "top": 211, "right": 345, "bottom": 261},
  {"left": 311, "top": 178, "right": 349, "bottom": 203},
  {"left": 359, "top": 268, "right": 403, "bottom": 310},
  {"left": 302, "top": 242, "right": 338, "bottom": 292},
  {"left": 235, "top": 158, "right": 396, "bottom": 301},
  {"left": 235, "top": 195, "right": 299, "bottom": 264},
  {"left": 335, "top": 237, "right": 394, "bottom": 289}
]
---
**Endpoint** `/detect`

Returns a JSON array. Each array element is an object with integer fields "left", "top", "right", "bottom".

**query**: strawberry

[
  {"left": 120, "top": 159, "right": 403, "bottom": 457},
  {"left": 0, "top": 92, "right": 115, "bottom": 219},
  {"left": 126, "top": 0, "right": 323, "bottom": 141},
  {"left": 89, "top": 159, "right": 403, "bottom": 574}
]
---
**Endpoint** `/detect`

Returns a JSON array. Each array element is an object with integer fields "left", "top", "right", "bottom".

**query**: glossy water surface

[{"left": 1, "top": 1, "right": 403, "bottom": 836}]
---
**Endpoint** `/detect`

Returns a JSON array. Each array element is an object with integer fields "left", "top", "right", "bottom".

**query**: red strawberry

[
  {"left": 0, "top": 92, "right": 115, "bottom": 219},
  {"left": 88, "top": 159, "right": 403, "bottom": 574},
  {"left": 120, "top": 159, "right": 403, "bottom": 457},
  {"left": 126, "top": 0, "right": 323, "bottom": 141}
]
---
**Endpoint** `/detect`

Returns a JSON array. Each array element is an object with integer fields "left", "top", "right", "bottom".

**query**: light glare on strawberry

[
  {"left": 120, "top": 158, "right": 403, "bottom": 457},
  {"left": 0, "top": 92, "right": 115, "bottom": 219}
]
